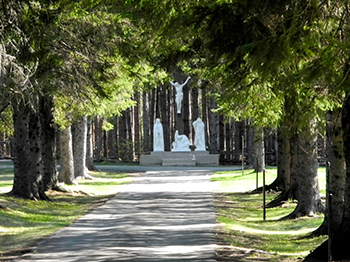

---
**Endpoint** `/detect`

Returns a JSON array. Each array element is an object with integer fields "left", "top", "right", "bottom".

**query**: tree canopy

[
  {"left": 2, "top": 0, "right": 350, "bottom": 259},
  {"left": 121, "top": 0, "right": 347, "bottom": 129}
]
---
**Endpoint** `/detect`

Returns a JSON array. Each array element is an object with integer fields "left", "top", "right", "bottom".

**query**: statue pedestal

[
  {"left": 140, "top": 151, "right": 219, "bottom": 166},
  {"left": 171, "top": 148, "right": 191, "bottom": 153}
]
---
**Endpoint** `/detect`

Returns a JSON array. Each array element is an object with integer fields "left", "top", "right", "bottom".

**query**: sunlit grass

[
  {"left": 212, "top": 167, "right": 278, "bottom": 193},
  {"left": 0, "top": 168, "right": 15, "bottom": 193},
  {"left": 65, "top": 171, "right": 131, "bottom": 195},
  {"left": 0, "top": 169, "right": 132, "bottom": 255},
  {"left": 212, "top": 166, "right": 326, "bottom": 194},
  {"left": 213, "top": 167, "right": 327, "bottom": 261}
]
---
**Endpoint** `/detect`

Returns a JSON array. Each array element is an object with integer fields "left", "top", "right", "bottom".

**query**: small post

[
  {"left": 241, "top": 135, "right": 244, "bottom": 176},
  {"left": 326, "top": 161, "right": 332, "bottom": 262},
  {"left": 263, "top": 169, "right": 266, "bottom": 221},
  {"left": 256, "top": 159, "right": 259, "bottom": 189},
  {"left": 328, "top": 193, "right": 333, "bottom": 262}
]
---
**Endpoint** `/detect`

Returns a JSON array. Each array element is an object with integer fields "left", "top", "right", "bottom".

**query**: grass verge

[
  {"left": 212, "top": 167, "right": 327, "bottom": 262},
  {"left": 0, "top": 169, "right": 132, "bottom": 260}
]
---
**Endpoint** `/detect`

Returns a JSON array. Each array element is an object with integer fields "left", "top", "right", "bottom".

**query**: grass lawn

[
  {"left": 212, "top": 167, "right": 327, "bottom": 262},
  {"left": 0, "top": 167, "right": 132, "bottom": 260}
]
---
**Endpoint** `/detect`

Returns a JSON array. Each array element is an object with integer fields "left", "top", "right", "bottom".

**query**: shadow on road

[{"left": 18, "top": 170, "right": 218, "bottom": 262}]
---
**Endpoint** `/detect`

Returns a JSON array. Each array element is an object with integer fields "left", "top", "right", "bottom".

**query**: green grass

[
  {"left": 0, "top": 168, "right": 15, "bottom": 191},
  {"left": 212, "top": 168, "right": 278, "bottom": 193},
  {"left": 0, "top": 169, "right": 132, "bottom": 256},
  {"left": 64, "top": 171, "right": 131, "bottom": 195},
  {"left": 213, "top": 167, "right": 327, "bottom": 261}
]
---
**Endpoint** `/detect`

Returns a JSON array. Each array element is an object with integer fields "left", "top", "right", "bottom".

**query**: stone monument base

[{"left": 140, "top": 151, "right": 219, "bottom": 166}]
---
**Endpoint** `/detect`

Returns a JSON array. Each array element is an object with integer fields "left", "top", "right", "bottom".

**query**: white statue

[
  {"left": 171, "top": 130, "right": 191, "bottom": 152},
  {"left": 170, "top": 76, "right": 191, "bottom": 114},
  {"left": 193, "top": 117, "right": 206, "bottom": 151},
  {"left": 153, "top": 118, "right": 164, "bottom": 151}
]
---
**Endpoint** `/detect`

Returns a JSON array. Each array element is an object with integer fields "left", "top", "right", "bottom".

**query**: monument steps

[
  {"left": 162, "top": 158, "right": 196, "bottom": 166},
  {"left": 140, "top": 151, "right": 219, "bottom": 166}
]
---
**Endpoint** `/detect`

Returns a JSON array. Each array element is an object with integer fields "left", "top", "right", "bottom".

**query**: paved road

[{"left": 16, "top": 166, "right": 237, "bottom": 262}]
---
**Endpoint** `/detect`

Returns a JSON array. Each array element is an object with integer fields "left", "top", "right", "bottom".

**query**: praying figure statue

[
  {"left": 171, "top": 130, "right": 191, "bottom": 152},
  {"left": 153, "top": 118, "right": 164, "bottom": 151},
  {"left": 170, "top": 76, "right": 191, "bottom": 114},
  {"left": 193, "top": 117, "right": 206, "bottom": 151}
]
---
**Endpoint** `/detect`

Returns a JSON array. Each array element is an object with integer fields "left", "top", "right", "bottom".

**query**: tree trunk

[
  {"left": 264, "top": 128, "right": 275, "bottom": 165},
  {"left": 234, "top": 120, "right": 244, "bottom": 162},
  {"left": 168, "top": 84, "right": 174, "bottom": 150},
  {"left": 155, "top": 86, "right": 160, "bottom": 118},
  {"left": 103, "top": 128, "right": 107, "bottom": 158},
  {"left": 283, "top": 118, "right": 324, "bottom": 219},
  {"left": 107, "top": 116, "right": 117, "bottom": 159},
  {"left": 119, "top": 109, "right": 132, "bottom": 162},
  {"left": 305, "top": 96, "right": 350, "bottom": 261},
  {"left": 225, "top": 119, "right": 233, "bottom": 163},
  {"left": 118, "top": 113, "right": 125, "bottom": 159},
  {"left": 72, "top": 115, "right": 88, "bottom": 179},
  {"left": 263, "top": 121, "right": 291, "bottom": 203},
  {"left": 125, "top": 108, "right": 133, "bottom": 161},
  {"left": 112, "top": 116, "right": 119, "bottom": 158},
  {"left": 247, "top": 119, "right": 254, "bottom": 166},
  {"left": 94, "top": 116, "right": 103, "bottom": 162},
  {"left": 150, "top": 88, "right": 156, "bottom": 150},
  {"left": 209, "top": 98, "right": 219, "bottom": 154},
  {"left": 86, "top": 118, "right": 94, "bottom": 168},
  {"left": 58, "top": 126, "right": 76, "bottom": 184},
  {"left": 134, "top": 92, "right": 141, "bottom": 160},
  {"left": 130, "top": 102, "right": 135, "bottom": 161},
  {"left": 192, "top": 87, "right": 199, "bottom": 147},
  {"left": 192, "top": 87, "right": 199, "bottom": 119},
  {"left": 160, "top": 85, "right": 170, "bottom": 151},
  {"left": 183, "top": 80, "right": 190, "bottom": 137},
  {"left": 201, "top": 88, "right": 209, "bottom": 149},
  {"left": 219, "top": 115, "right": 225, "bottom": 162},
  {"left": 142, "top": 91, "right": 151, "bottom": 153},
  {"left": 169, "top": 84, "right": 175, "bottom": 147},
  {"left": 252, "top": 124, "right": 265, "bottom": 172},
  {"left": 86, "top": 118, "right": 99, "bottom": 171},
  {"left": 314, "top": 109, "right": 345, "bottom": 235},
  {"left": 39, "top": 95, "right": 58, "bottom": 191},
  {"left": 10, "top": 97, "right": 47, "bottom": 200},
  {"left": 277, "top": 128, "right": 290, "bottom": 191}
]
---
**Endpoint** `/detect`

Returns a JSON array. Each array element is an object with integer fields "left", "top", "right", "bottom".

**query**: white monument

[
  {"left": 140, "top": 76, "right": 219, "bottom": 166},
  {"left": 193, "top": 117, "right": 206, "bottom": 151},
  {"left": 170, "top": 76, "right": 191, "bottom": 114},
  {"left": 171, "top": 130, "right": 191, "bottom": 152},
  {"left": 153, "top": 118, "right": 164, "bottom": 151}
]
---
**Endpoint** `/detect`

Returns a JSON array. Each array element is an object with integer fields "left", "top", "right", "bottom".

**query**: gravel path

[{"left": 16, "top": 169, "right": 220, "bottom": 262}]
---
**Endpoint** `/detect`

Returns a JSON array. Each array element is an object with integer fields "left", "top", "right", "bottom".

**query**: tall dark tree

[
  {"left": 40, "top": 95, "right": 58, "bottom": 191},
  {"left": 209, "top": 98, "right": 219, "bottom": 154},
  {"left": 287, "top": 117, "right": 324, "bottom": 218},
  {"left": 86, "top": 118, "right": 100, "bottom": 171},
  {"left": 58, "top": 126, "right": 75, "bottom": 185},
  {"left": 305, "top": 95, "right": 350, "bottom": 261},
  {"left": 314, "top": 108, "right": 345, "bottom": 235},
  {"left": 160, "top": 85, "right": 170, "bottom": 150},
  {"left": 72, "top": 116, "right": 88, "bottom": 179},
  {"left": 142, "top": 91, "right": 151, "bottom": 153},
  {"left": 252, "top": 125, "right": 265, "bottom": 172},
  {"left": 11, "top": 97, "right": 42, "bottom": 199},
  {"left": 133, "top": 92, "right": 141, "bottom": 160}
]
